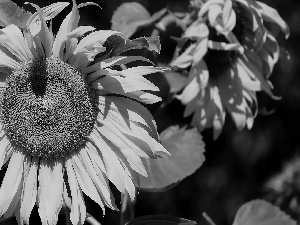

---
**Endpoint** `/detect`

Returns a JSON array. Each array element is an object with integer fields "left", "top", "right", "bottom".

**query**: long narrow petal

[
  {"left": 66, "top": 157, "right": 86, "bottom": 225},
  {"left": 84, "top": 142, "right": 117, "bottom": 209},
  {"left": 99, "top": 56, "right": 154, "bottom": 70},
  {"left": 170, "top": 43, "right": 195, "bottom": 68},
  {"left": 255, "top": 1, "right": 290, "bottom": 38},
  {"left": 207, "top": 40, "right": 241, "bottom": 51},
  {"left": 184, "top": 19, "right": 209, "bottom": 39},
  {"left": 91, "top": 72, "right": 159, "bottom": 93},
  {"left": 38, "top": 159, "right": 63, "bottom": 225},
  {"left": 0, "top": 25, "right": 33, "bottom": 62},
  {"left": 199, "top": 0, "right": 224, "bottom": 18},
  {"left": 27, "top": 3, "right": 54, "bottom": 58},
  {"left": 74, "top": 30, "right": 124, "bottom": 54},
  {"left": 27, "top": 2, "right": 70, "bottom": 27},
  {"left": 52, "top": 0, "right": 80, "bottom": 58},
  {"left": 90, "top": 130, "right": 137, "bottom": 200},
  {"left": 0, "top": 136, "right": 10, "bottom": 168},
  {"left": 71, "top": 151, "right": 105, "bottom": 211},
  {"left": 3, "top": 172, "right": 23, "bottom": 218},
  {"left": 95, "top": 124, "right": 147, "bottom": 176},
  {"left": 81, "top": 143, "right": 116, "bottom": 209},
  {"left": 97, "top": 95, "right": 158, "bottom": 139},
  {"left": 89, "top": 131, "right": 126, "bottom": 194},
  {"left": 177, "top": 61, "right": 208, "bottom": 104},
  {"left": 21, "top": 156, "right": 38, "bottom": 225},
  {"left": 0, "top": 150, "right": 24, "bottom": 217},
  {"left": 0, "top": 49, "right": 21, "bottom": 71},
  {"left": 55, "top": 26, "right": 95, "bottom": 61},
  {"left": 120, "top": 66, "right": 169, "bottom": 77}
]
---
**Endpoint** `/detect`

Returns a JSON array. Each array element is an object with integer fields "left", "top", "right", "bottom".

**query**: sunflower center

[
  {"left": 203, "top": 1, "right": 245, "bottom": 79},
  {"left": 1, "top": 57, "right": 97, "bottom": 159}
]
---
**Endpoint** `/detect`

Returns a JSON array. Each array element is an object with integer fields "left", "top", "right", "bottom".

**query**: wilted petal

[{"left": 255, "top": 1, "right": 290, "bottom": 38}]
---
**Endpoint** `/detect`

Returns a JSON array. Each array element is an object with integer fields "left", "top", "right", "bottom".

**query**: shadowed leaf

[
  {"left": 126, "top": 214, "right": 196, "bottom": 225},
  {"left": 140, "top": 126, "right": 205, "bottom": 190},
  {"left": 102, "top": 35, "right": 161, "bottom": 58}
]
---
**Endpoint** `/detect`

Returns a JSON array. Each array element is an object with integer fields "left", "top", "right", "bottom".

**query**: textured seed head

[{"left": 1, "top": 57, "right": 97, "bottom": 159}]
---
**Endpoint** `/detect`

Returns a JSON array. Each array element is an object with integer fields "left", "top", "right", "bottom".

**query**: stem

[
  {"left": 86, "top": 213, "right": 102, "bottom": 225},
  {"left": 120, "top": 191, "right": 136, "bottom": 225},
  {"left": 202, "top": 212, "right": 216, "bottom": 225},
  {"left": 63, "top": 202, "right": 102, "bottom": 225}
]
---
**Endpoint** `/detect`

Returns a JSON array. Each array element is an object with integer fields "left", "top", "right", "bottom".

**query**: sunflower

[
  {"left": 0, "top": 1, "right": 168, "bottom": 224},
  {"left": 171, "top": 0, "right": 289, "bottom": 139}
]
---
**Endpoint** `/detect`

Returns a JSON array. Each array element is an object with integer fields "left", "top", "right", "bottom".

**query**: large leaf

[
  {"left": 111, "top": 2, "right": 167, "bottom": 38},
  {"left": 140, "top": 126, "right": 205, "bottom": 190},
  {"left": 126, "top": 214, "right": 196, "bottom": 225},
  {"left": 111, "top": 2, "right": 151, "bottom": 38},
  {"left": 0, "top": 0, "right": 32, "bottom": 28},
  {"left": 233, "top": 200, "right": 297, "bottom": 225}
]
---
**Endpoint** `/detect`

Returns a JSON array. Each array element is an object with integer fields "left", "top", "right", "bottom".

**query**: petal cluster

[
  {"left": 171, "top": 0, "right": 289, "bottom": 138},
  {"left": 0, "top": 1, "right": 168, "bottom": 224}
]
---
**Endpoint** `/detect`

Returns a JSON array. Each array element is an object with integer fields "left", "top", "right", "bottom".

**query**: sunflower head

[
  {"left": 1, "top": 57, "right": 97, "bottom": 159},
  {"left": 171, "top": 0, "right": 289, "bottom": 138},
  {"left": 0, "top": 1, "right": 168, "bottom": 225}
]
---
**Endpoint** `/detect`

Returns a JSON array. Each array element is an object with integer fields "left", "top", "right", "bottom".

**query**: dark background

[{"left": 5, "top": 0, "right": 300, "bottom": 224}]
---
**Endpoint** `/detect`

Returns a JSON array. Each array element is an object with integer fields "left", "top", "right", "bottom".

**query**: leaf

[
  {"left": 163, "top": 71, "right": 187, "bottom": 92},
  {"left": 102, "top": 35, "right": 161, "bottom": 58},
  {"left": 233, "top": 200, "right": 297, "bottom": 225},
  {"left": 126, "top": 214, "right": 197, "bottom": 225},
  {"left": 111, "top": 2, "right": 152, "bottom": 38},
  {"left": 140, "top": 126, "right": 205, "bottom": 191},
  {"left": 0, "top": 0, "right": 32, "bottom": 28},
  {"left": 111, "top": 2, "right": 167, "bottom": 38}
]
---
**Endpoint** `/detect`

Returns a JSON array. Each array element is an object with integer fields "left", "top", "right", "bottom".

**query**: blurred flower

[
  {"left": 265, "top": 156, "right": 300, "bottom": 217},
  {"left": 0, "top": 1, "right": 168, "bottom": 224},
  {"left": 171, "top": 0, "right": 289, "bottom": 138}
]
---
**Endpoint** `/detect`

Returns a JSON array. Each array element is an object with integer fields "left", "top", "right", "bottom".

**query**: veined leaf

[{"left": 140, "top": 126, "right": 205, "bottom": 191}]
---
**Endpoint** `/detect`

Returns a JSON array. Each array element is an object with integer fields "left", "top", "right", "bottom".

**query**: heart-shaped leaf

[
  {"left": 111, "top": 2, "right": 167, "bottom": 38},
  {"left": 140, "top": 126, "right": 205, "bottom": 190},
  {"left": 233, "top": 200, "right": 297, "bottom": 225},
  {"left": 0, "top": 0, "right": 32, "bottom": 28},
  {"left": 111, "top": 2, "right": 152, "bottom": 38}
]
